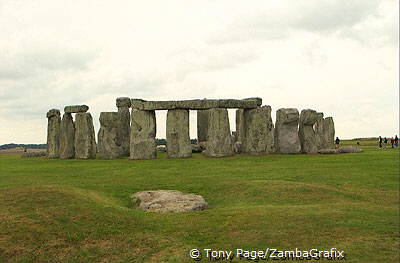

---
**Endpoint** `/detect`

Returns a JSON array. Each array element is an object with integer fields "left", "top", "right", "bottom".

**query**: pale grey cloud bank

[{"left": 0, "top": 0, "right": 398, "bottom": 144}]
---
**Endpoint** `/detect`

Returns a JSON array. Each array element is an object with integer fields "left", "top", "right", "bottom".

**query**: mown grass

[{"left": 0, "top": 142, "right": 398, "bottom": 262}]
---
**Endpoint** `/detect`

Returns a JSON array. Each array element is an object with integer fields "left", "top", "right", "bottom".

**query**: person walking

[
  {"left": 379, "top": 136, "right": 382, "bottom": 149},
  {"left": 395, "top": 135, "right": 398, "bottom": 148},
  {"left": 384, "top": 137, "right": 388, "bottom": 149},
  {"left": 390, "top": 138, "right": 394, "bottom": 148},
  {"left": 335, "top": 137, "right": 340, "bottom": 148}
]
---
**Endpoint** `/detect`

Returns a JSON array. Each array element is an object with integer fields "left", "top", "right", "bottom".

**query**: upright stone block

[
  {"left": 322, "top": 117, "right": 335, "bottom": 149},
  {"left": 59, "top": 113, "right": 75, "bottom": 159},
  {"left": 116, "top": 97, "right": 131, "bottom": 157},
  {"left": 130, "top": 109, "right": 156, "bottom": 160},
  {"left": 204, "top": 108, "right": 234, "bottom": 157},
  {"left": 46, "top": 109, "right": 61, "bottom": 158},
  {"left": 98, "top": 112, "right": 124, "bottom": 159},
  {"left": 74, "top": 112, "right": 97, "bottom": 159},
  {"left": 242, "top": 106, "right": 274, "bottom": 155},
  {"left": 235, "top": 109, "right": 245, "bottom": 143},
  {"left": 299, "top": 109, "right": 318, "bottom": 154},
  {"left": 314, "top": 112, "right": 324, "bottom": 150},
  {"left": 197, "top": 110, "right": 209, "bottom": 143},
  {"left": 274, "top": 108, "right": 301, "bottom": 154},
  {"left": 166, "top": 109, "right": 191, "bottom": 158}
]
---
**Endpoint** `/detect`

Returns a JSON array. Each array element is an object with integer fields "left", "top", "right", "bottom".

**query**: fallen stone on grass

[
  {"left": 131, "top": 190, "right": 208, "bottom": 213},
  {"left": 318, "top": 146, "right": 363, "bottom": 154}
]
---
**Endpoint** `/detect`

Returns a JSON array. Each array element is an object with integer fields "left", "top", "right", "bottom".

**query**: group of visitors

[{"left": 378, "top": 135, "right": 398, "bottom": 149}]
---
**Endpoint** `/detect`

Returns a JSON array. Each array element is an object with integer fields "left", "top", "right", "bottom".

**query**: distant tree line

[{"left": 0, "top": 143, "right": 47, "bottom": 150}]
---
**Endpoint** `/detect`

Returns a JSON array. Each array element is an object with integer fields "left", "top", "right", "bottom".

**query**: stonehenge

[
  {"left": 46, "top": 97, "right": 337, "bottom": 160},
  {"left": 242, "top": 106, "right": 274, "bottom": 155},
  {"left": 274, "top": 108, "right": 301, "bottom": 154},
  {"left": 130, "top": 109, "right": 157, "bottom": 160},
  {"left": 299, "top": 109, "right": 318, "bottom": 154},
  {"left": 204, "top": 108, "right": 234, "bottom": 157},
  {"left": 74, "top": 112, "right": 97, "bottom": 159},
  {"left": 166, "top": 109, "right": 191, "bottom": 158},
  {"left": 98, "top": 112, "right": 124, "bottom": 159},
  {"left": 46, "top": 109, "right": 61, "bottom": 158},
  {"left": 59, "top": 113, "right": 75, "bottom": 159}
]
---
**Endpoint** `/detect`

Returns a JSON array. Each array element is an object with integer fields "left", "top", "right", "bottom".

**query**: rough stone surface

[
  {"left": 204, "top": 108, "right": 234, "bottom": 157},
  {"left": 74, "top": 112, "right": 97, "bottom": 159},
  {"left": 318, "top": 146, "right": 363, "bottom": 154},
  {"left": 243, "top": 97, "right": 262, "bottom": 106},
  {"left": 242, "top": 106, "right": 275, "bottom": 154},
  {"left": 46, "top": 109, "right": 61, "bottom": 158},
  {"left": 98, "top": 112, "right": 124, "bottom": 159},
  {"left": 235, "top": 109, "right": 245, "bottom": 144},
  {"left": 166, "top": 109, "right": 192, "bottom": 158},
  {"left": 299, "top": 109, "right": 318, "bottom": 154},
  {"left": 274, "top": 108, "right": 301, "bottom": 154},
  {"left": 131, "top": 190, "right": 208, "bottom": 213},
  {"left": 197, "top": 109, "right": 209, "bottom": 142},
  {"left": 130, "top": 109, "right": 157, "bottom": 160},
  {"left": 116, "top": 97, "right": 131, "bottom": 108},
  {"left": 337, "top": 146, "right": 363, "bottom": 153},
  {"left": 117, "top": 106, "right": 130, "bottom": 157},
  {"left": 322, "top": 117, "right": 335, "bottom": 149},
  {"left": 157, "top": 145, "right": 167, "bottom": 152},
  {"left": 59, "top": 113, "right": 75, "bottom": 159},
  {"left": 191, "top": 144, "right": 202, "bottom": 153},
  {"left": 131, "top": 99, "right": 258, "bottom": 110},
  {"left": 234, "top": 141, "right": 242, "bottom": 154},
  {"left": 64, "top": 105, "right": 89, "bottom": 113},
  {"left": 314, "top": 112, "right": 324, "bottom": 150}
]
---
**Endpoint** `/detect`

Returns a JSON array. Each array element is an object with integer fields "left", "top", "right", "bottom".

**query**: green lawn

[{"left": 0, "top": 143, "right": 398, "bottom": 262}]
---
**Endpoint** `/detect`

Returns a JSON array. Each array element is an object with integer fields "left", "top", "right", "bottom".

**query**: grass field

[{"left": 0, "top": 140, "right": 398, "bottom": 262}]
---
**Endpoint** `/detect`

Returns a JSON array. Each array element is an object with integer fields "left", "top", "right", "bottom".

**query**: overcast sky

[{"left": 0, "top": 0, "right": 398, "bottom": 144}]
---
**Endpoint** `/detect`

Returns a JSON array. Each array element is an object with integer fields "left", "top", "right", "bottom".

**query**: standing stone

[
  {"left": 204, "top": 108, "right": 234, "bottom": 157},
  {"left": 322, "top": 117, "right": 335, "bottom": 149},
  {"left": 166, "top": 109, "right": 191, "bottom": 158},
  {"left": 274, "top": 108, "right": 301, "bottom": 154},
  {"left": 197, "top": 110, "right": 209, "bottom": 143},
  {"left": 235, "top": 109, "right": 245, "bottom": 145},
  {"left": 242, "top": 106, "right": 274, "bottom": 155},
  {"left": 98, "top": 112, "right": 124, "bottom": 159},
  {"left": 74, "top": 112, "right": 97, "bottom": 159},
  {"left": 59, "top": 113, "right": 75, "bottom": 159},
  {"left": 299, "top": 109, "right": 318, "bottom": 154},
  {"left": 46, "top": 109, "right": 61, "bottom": 158},
  {"left": 116, "top": 97, "right": 131, "bottom": 157},
  {"left": 130, "top": 109, "right": 157, "bottom": 160},
  {"left": 314, "top": 112, "right": 324, "bottom": 150}
]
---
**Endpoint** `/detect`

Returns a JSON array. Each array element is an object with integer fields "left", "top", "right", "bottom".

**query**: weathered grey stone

[
  {"left": 274, "top": 108, "right": 301, "bottom": 154},
  {"left": 197, "top": 109, "right": 209, "bottom": 142},
  {"left": 46, "top": 109, "right": 60, "bottom": 118},
  {"left": 116, "top": 97, "right": 131, "bottom": 108},
  {"left": 322, "top": 117, "right": 335, "bottom": 149},
  {"left": 131, "top": 99, "right": 258, "bottom": 110},
  {"left": 235, "top": 109, "right": 245, "bottom": 144},
  {"left": 64, "top": 105, "right": 89, "bottom": 113},
  {"left": 299, "top": 109, "right": 318, "bottom": 154},
  {"left": 337, "top": 146, "right": 363, "bottom": 153},
  {"left": 131, "top": 190, "right": 208, "bottom": 213},
  {"left": 98, "top": 112, "right": 124, "bottom": 159},
  {"left": 59, "top": 113, "right": 75, "bottom": 159},
  {"left": 157, "top": 145, "right": 167, "bottom": 152},
  {"left": 314, "top": 112, "right": 324, "bottom": 150},
  {"left": 46, "top": 109, "right": 61, "bottom": 158},
  {"left": 242, "top": 106, "right": 274, "bottom": 155},
  {"left": 74, "top": 112, "right": 97, "bottom": 159},
  {"left": 204, "top": 108, "right": 234, "bottom": 157},
  {"left": 318, "top": 146, "right": 362, "bottom": 154},
  {"left": 243, "top": 97, "right": 262, "bottom": 106},
  {"left": 166, "top": 109, "right": 192, "bottom": 158},
  {"left": 191, "top": 144, "right": 202, "bottom": 153},
  {"left": 117, "top": 106, "right": 130, "bottom": 157},
  {"left": 130, "top": 109, "right": 156, "bottom": 160}
]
